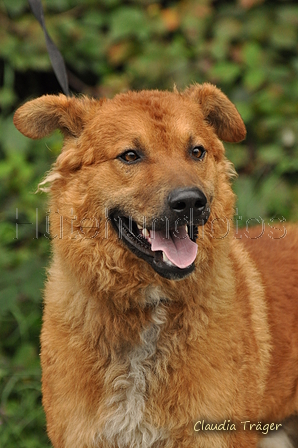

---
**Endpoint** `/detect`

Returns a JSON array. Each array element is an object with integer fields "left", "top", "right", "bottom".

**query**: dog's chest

[{"left": 97, "top": 304, "right": 169, "bottom": 448}]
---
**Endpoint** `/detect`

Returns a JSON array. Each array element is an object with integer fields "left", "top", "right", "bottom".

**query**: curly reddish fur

[{"left": 13, "top": 85, "right": 298, "bottom": 448}]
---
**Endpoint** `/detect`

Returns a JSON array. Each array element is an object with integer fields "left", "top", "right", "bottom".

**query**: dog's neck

[{"left": 47, "top": 230, "right": 236, "bottom": 353}]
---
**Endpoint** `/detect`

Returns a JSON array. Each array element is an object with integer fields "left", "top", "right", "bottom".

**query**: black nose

[{"left": 168, "top": 187, "right": 207, "bottom": 219}]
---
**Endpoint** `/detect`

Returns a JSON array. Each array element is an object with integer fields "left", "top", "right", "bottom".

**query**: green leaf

[
  {"left": 110, "top": 7, "right": 149, "bottom": 40},
  {"left": 214, "top": 17, "right": 242, "bottom": 41},
  {"left": 233, "top": 176, "right": 266, "bottom": 222},
  {"left": 242, "top": 42, "right": 263, "bottom": 68},
  {"left": 244, "top": 68, "right": 266, "bottom": 91},
  {"left": 271, "top": 24, "right": 297, "bottom": 49},
  {"left": 210, "top": 61, "right": 241, "bottom": 84},
  {"left": 225, "top": 144, "right": 250, "bottom": 170},
  {"left": 257, "top": 145, "right": 284, "bottom": 165},
  {"left": 0, "top": 286, "right": 18, "bottom": 313},
  {"left": 13, "top": 344, "right": 38, "bottom": 369}
]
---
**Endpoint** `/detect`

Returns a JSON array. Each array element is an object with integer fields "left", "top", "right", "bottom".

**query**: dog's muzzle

[{"left": 110, "top": 187, "right": 210, "bottom": 280}]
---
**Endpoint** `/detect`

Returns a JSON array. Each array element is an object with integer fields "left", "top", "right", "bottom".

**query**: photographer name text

[{"left": 194, "top": 419, "right": 282, "bottom": 435}]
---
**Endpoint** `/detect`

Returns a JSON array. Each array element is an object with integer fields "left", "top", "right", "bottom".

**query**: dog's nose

[{"left": 168, "top": 187, "right": 207, "bottom": 218}]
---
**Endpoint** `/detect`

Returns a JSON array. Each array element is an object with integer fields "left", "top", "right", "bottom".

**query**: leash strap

[{"left": 28, "top": 0, "right": 70, "bottom": 96}]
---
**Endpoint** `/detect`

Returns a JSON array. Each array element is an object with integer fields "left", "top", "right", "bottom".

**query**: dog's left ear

[{"left": 183, "top": 83, "right": 246, "bottom": 143}]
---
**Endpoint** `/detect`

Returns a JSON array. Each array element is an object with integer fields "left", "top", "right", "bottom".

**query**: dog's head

[{"left": 14, "top": 84, "right": 245, "bottom": 282}]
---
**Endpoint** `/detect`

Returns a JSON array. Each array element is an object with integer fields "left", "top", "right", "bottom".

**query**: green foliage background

[{"left": 1, "top": 0, "right": 298, "bottom": 446}]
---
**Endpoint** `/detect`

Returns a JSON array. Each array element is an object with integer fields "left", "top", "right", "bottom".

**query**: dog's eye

[
  {"left": 191, "top": 145, "right": 206, "bottom": 161},
  {"left": 119, "top": 150, "right": 140, "bottom": 164}
]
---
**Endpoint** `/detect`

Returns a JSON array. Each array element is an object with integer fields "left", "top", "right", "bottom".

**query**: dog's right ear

[{"left": 13, "top": 94, "right": 98, "bottom": 139}]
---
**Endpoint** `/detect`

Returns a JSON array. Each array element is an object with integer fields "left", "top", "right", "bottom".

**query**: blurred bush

[{"left": 1, "top": 0, "right": 298, "bottom": 446}]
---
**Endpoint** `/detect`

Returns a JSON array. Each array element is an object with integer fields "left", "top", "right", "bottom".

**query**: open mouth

[{"left": 110, "top": 213, "right": 203, "bottom": 280}]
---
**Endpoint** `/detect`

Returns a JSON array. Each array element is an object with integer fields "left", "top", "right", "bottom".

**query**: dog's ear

[
  {"left": 184, "top": 83, "right": 246, "bottom": 143},
  {"left": 13, "top": 94, "right": 97, "bottom": 139}
]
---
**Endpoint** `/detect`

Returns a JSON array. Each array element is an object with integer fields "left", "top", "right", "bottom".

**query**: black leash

[{"left": 28, "top": 0, "right": 70, "bottom": 96}]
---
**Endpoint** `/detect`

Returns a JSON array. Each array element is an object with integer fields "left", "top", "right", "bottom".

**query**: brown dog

[{"left": 14, "top": 84, "right": 298, "bottom": 448}]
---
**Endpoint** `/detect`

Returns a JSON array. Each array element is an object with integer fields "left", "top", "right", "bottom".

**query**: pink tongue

[{"left": 150, "top": 226, "right": 198, "bottom": 269}]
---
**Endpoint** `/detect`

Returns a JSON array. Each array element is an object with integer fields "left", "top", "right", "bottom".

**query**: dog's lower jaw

[{"left": 151, "top": 256, "right": 195, "bottom": 280}]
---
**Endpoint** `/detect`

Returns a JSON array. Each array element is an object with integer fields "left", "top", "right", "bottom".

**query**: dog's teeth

[
  {"left": 137, "top": 224, "right": 142, "bottom": 230},
  {"left": 163, "top": 252, "right": 174, "bottom": 265},
  {"left": 142, "top": 228, "right": 150, "bottom": 239},
  {"left": 163, "top": 252, "right": 169, "bottom": 262}
]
